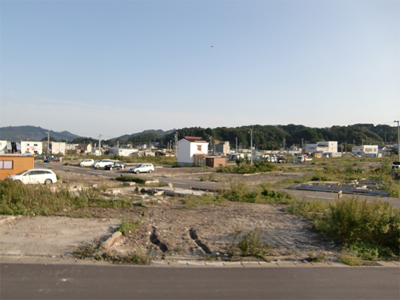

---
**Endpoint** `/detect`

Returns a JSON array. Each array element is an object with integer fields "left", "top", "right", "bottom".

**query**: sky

[{"left": 1, "top": 0, "right": 399, "bottom": 139}]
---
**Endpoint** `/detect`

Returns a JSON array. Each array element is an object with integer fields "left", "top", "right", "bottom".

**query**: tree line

[{"left": 68, "top": 124, "right": 398, "bottom": 151}]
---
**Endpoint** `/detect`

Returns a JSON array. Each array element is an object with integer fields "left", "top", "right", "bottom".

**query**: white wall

[
  {"left": 51, "top": 142, "right": 66, "bottom": 155},
  {"left": 0, "top": 141, "right": 7, "bottom": 154},
  {"left": 177, "top": 139, "right": 191, "bottom": 166},
  {"left": 21, "top": 141, "right": 43, "bottom": 154},
  {"left": 177, "top": 139, "right": 209, "bottom": 166}
]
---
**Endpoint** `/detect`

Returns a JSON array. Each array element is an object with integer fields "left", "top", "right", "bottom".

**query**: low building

[
  {"left": 76, "top": 143, "right": 93, "bottom": 154},
  {"left": 177, "top": 136, "right": 209, "bottom": 167},
  {"left": 0, "top": 154, "right": 34, "bottom": 179},
  {"left": 206, "top": 156, "right": 226, "bottom": 168},
  {"left": 20, "top": 141, "right": 43, "bottom": 155},
  {"left": 109, "top": 147, "right": 139, "bottom": 157},
  {"left": 352, "top": 145, "right": 379, "bottom": 157},
  {"left": 305, "top": 141, "right": 338, "bottom": 155},
  {"left": 43, "top": 142, "right": 66, "bottom": 155},
  {"left": 214, "top": 141, "right": 230, "bottom": 155}
]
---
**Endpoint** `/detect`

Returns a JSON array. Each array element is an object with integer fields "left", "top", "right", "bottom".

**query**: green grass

[
  {"left": 226, "top": 228, "right": 272, "bottom": 261},
  {"left": 116, "top": 219, "right": 141, "bottom": 235},
  {"left": 287, "top": 197, "right": 400, "bottom": 259},
  {"left": 218, "top": 160, "right": 276, "bottom": 174},
  {"left": 0, "top": 179, "right": 132, "bottom": 216}
]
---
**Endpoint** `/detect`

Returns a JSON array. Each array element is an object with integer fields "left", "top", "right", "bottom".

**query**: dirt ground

[
  {"left": 34, "top": 166, "right": 339, "bottom": 262},
  {"left": 107, "top": 201, "right": 338, "bottom": 262}
]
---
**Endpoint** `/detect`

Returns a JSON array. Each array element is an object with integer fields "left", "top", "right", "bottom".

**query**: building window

[
  {"left": 34, "top": 144, "right": 38, "bottom": 146},
  {"left": 197, "top": 145, "right": 202, "bottom": 151},
  {"left": 0, "top": 160, "right": 13, "bottom": 169}
]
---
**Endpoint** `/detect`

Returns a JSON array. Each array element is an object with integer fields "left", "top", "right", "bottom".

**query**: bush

[
  {"left": 114, "top": 176, "right": 147, "bottom": 184},
  {"left": 0, "top": 179, "right": 131, "bottom": 216},
  {"left": 288, "top": 197, "right": 400, "bottom": 257},
  {"left": 116, "top": 219, "right": 141, "bottom": 235}
]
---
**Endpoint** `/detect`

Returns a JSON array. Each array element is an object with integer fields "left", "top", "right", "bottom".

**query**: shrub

[
  {"left": 0, "top": 179, "right": 131, "bottom": 216},
  {"left": 116, "top": 219, "right": 141, "bottom": 235},
  {"left": 114, "top": 176, "right": 147, "bottom": 184},
  {"left": 288, "top": 197, "right": 400, "bottom": 257}
]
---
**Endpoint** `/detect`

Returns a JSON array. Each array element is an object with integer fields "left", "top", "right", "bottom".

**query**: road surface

[{"left": 1, "top": 263, "right": 399, "bottom": 300}]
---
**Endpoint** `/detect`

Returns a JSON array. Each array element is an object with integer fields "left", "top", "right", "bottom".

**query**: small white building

[
  {"left": 352, "top": 145, "right": 379, "bottom": 157},
  {"left": 43, "top": 142, "right": 66, "bottom": 155},
  {"left": 305, "top": 141, "right": 338, "bottom": 155},
  {"left": 20, "top": 141, "right": 43, "bottom": 155},
  {"left": 177, "top": 136, "right": 209, "bottom": 167},
  {"left": 109, "top": 147, "right": 139, "bottom": 157}
]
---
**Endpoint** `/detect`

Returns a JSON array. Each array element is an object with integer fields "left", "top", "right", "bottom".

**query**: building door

[{"left": 198, "top": 158, "right": 205, "bottom": 167}]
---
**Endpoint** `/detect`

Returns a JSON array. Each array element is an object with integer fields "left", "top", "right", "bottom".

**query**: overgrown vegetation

[
  {"left": 114, "top": 176, "right": 147, "bottom": 184},
  {"left": 0, "top": 179, "right": 132, "bottom": 216},
  {"left": 181, "top": 181, "right": 297, "bottom": 208},
  {"left": 116, "top": 219, "right": 141, "bottom": 235},
  {"left": 287, "top": 197, "right": 400, "bottom": 262},
  {"left": 218, "top": 158, "right": 276, "bottom": 174},
  {"left": 226, "top": 228, "right": 272, "bottom": 260}
]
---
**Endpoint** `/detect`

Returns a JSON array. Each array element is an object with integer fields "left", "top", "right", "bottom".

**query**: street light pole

[{"left": 395, "top": 120, "right": 400, "bottom": 162}]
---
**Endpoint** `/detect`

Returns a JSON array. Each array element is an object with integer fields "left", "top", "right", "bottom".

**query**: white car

[
  {"left": 78, "top": 159, "right": 95, "bottom": 167},
  {"left": 7, "top": 169, "right": 57, "bottom": 184},
  {"left": 392, "top": 161, "right": 400, "bottom": 170},
  {"left": 92, "top": 159, "right": 114, "bottom": 169},
  {"left": 129, "top": 163, "right": 154, "bottom": 174}
]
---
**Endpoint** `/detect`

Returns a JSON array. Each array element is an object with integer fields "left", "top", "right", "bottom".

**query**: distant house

[
  {"left": 76, "top": 143, "right": 93, "bottom": 154},
  {"left": 305, "top": 141, "right": 338, "bottom": 156},
  {"left": 43, "top": 142, "right": 66, "bottom": 155},
  {"left": 109, "top": 147, "right": 139, "bottom": 157},
  {"left": 20, "top": 141, "right": 43, "bottom": 155},
  {"left": 352, "top": 145, "right": 379, "bottom": 157},
  {"left": 177, "top": 137, "right": 209, "bottom": 167},
  {"left": 214, "top": 141, "right": 230, "bottom": 155}
]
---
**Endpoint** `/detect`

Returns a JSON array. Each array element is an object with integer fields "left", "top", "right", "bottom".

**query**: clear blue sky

[{"left": 1, "top": 0, "right": 399, "bottom": 139}]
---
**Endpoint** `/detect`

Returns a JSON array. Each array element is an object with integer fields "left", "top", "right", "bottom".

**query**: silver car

[{"left": 129, "top": 163, "right": 154, "bottom": 174}]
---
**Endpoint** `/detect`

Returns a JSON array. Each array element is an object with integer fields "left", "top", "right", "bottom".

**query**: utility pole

[
  {"left": 395, "top": 120, "right": 400, "bottom": 162},
  {"left": 174, "top": 132, "right": 178, "bottom": 159},
  {"left": 236, "top": 137, "right": 238, "bottom": 153},
  {"left": 249, "top": 129, "right": 253, "bottom": 165},
  {"left": 47, "top": 131, "right": 50, "bottom": 154},
  {"left": 98, "top": 134, "right": 102, "bottom": 153}
]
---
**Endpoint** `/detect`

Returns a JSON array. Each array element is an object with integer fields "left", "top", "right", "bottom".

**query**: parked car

[
  {"left": 129, "top": 163, "right": 154, "bottom": 174},
  {"left": 392, "top": 161, "right": 400, "bottom": 170},
  {"left": 44, "top": 156, "right": 62, "bottom": 163},
  {"left": 92, "top": 159, "right": 114, "bottom": 169},
  {"left": 78, "top": 159, "right": 95, "bottom": 167},
  {"left": 7, "top": 169, "right": 57, "bottom": 184},
  {"left": 104, "top": 161, "right": 125, "bottom": 170}
]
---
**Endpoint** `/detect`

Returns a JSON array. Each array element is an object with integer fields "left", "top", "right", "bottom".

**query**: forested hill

[{"left": 161, "top": 124, "right": 398, "bottom": 150}]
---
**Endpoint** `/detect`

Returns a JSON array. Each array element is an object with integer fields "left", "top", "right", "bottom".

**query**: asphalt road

[{"left": 1, "top": 263, "right": 399, "bottom": 300}]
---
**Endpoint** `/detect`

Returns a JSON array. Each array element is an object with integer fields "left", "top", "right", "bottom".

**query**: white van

[{"left": 7, "top": 169, "right": 57, "bottom": 184}]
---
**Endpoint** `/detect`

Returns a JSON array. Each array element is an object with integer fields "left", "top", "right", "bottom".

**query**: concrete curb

[
  {"left": 1, "top": 255, "right": 399, "bottom": 268},
  {"left": 102, "top": 231, "right": 122, "bottom": 250}
]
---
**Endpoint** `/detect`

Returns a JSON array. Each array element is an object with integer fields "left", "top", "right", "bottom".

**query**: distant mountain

[
  {"left": 110, "top": 129, "right": 175, "bottom": 142},
  {"left": 0, "top": 126, "right": 81, "bottom": 142}
]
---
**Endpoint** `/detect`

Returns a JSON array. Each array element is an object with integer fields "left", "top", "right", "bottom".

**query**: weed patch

[
  {"left": 114, "top": 176, "right": 147, "bottom": 184},
  {"left": 287, "top": 197, "right": 400, "bottom": 259}
]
